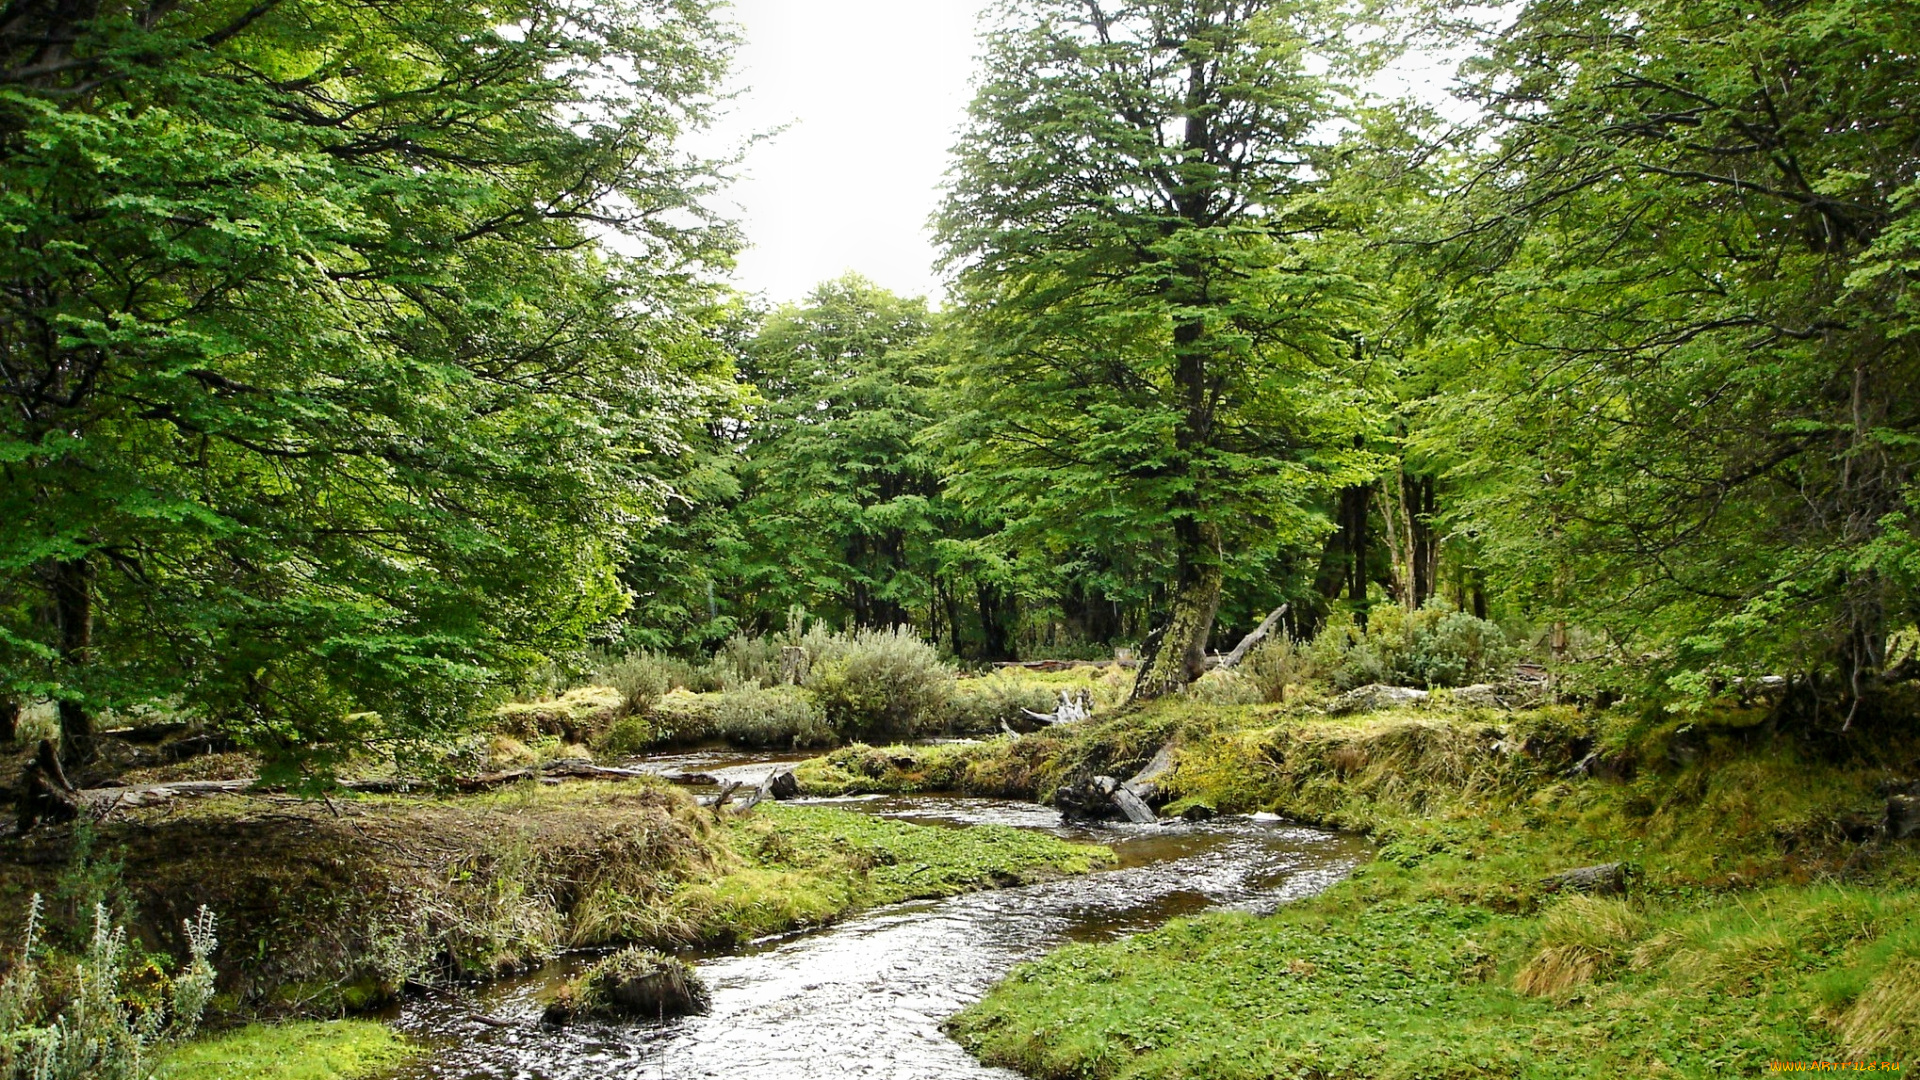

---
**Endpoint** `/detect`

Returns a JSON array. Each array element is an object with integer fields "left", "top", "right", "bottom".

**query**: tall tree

[
  {"left": 937, "top": 0, "right": 1383, "bottom": 698},
  {"left": 1423, "top": 0, "right": 1920, "bottom": 718},
  {"left": 0, "top": 0, "right": 737, "bottom": 768},
  {"left": 734, "top": 276, "right": 949, "bottom": 632}
]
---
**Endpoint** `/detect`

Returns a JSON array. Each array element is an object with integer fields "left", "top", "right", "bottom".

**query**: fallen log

[
  {"left": 1542, "top": 862, "right": 1628, "bottom": 895},
  {"left": 1122, "top": 745, "right": 1177, "bottom": 807},
  {"left": 1218, "top": 604, "right": 1289, "bottom": 670}
]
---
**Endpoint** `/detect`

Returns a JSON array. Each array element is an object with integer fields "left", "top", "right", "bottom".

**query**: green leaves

[
  {"left": 938, "top": 0, "right": 1388, "bottom": 683},
  {"left": 0, "top": 0, "right": 738, "bottom": 762},
  {"left": 1413, "top": 0, "right": 1920, "bottom": 707}
]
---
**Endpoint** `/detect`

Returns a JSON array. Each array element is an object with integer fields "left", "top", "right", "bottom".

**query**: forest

[{"left": 0, "top": 0, "right": 1916, "bottom": 1077}]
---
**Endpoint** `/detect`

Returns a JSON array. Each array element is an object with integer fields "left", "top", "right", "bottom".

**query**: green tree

[
  {"left": 734, "top": 276, "right": 950, "bottom": 632},
  {"left": 937, "top": 0, "right": 1384, "bottom": 698},
  {"left": 1422, "top": 0, "right": 1920, "bottom": 717},
  {"left": 0, "top": 0, "right": 737, "bottom": 767}
]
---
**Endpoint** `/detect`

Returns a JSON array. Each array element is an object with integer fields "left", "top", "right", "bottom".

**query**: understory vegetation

[{"left": 801, "top": 695, "right": 1920, "bottom": 1072}]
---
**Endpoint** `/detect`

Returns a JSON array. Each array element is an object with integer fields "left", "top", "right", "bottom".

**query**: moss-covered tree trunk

[{"left": 1130, "top": 538, "right": 1223, "bottom": 701}]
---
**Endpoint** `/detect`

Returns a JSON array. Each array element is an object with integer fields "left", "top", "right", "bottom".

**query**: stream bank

[
  {"left": 379, "top": 792, "right": 1366, "bottom": 1080},
  {"left": 862, "top": 697, "right": 1920, "bottom": 1074},
  {"left": 0, "top": 757, "right": 1106, "bottom": 1021}
]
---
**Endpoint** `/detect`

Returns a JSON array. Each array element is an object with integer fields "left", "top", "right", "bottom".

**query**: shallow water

[{"left": 388, "top": 753, "right": 1366, "bottom": 1080}]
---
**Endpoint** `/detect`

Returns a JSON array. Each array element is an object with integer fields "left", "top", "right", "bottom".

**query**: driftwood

[
  {"left": 706, "top": 780, "right": 744, "bottom": 816},
  {"left": 1056, "top": 774, "right": 1157, "bottom": 825},
  {"left": 1021, "top": 690, "right": 1091, "bottom": 726},
  {"left": 1123, "top": 745, "right": 1177, "bottom": 807},
  {"left": 733, "top": 769, "right": 800, "bottom": 813},
  {"left": 450, "top": 759, "right": 654, "bottom": 791},
  {"left": 1218, "top": 604, "right": 1289, "bottom": 670},
  {"left": 661, "top": 771, "right": 720, "bottom": 787}
]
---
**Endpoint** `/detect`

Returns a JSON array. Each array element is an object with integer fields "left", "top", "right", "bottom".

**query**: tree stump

[{"left": 16, "top": 739, "right": 82, "bottom": 834}]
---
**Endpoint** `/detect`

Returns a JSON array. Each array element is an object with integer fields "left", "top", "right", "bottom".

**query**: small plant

[{"left": 0, "top": 897, "right": 218, "bottom": 1080}]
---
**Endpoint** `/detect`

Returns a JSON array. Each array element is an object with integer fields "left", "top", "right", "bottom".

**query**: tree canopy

[
  {"left": 0, "top": 0, "right": 737, "bottom": 767},
  {"left": 5, "top": 0, "right": 1917, "bottom": 768}
]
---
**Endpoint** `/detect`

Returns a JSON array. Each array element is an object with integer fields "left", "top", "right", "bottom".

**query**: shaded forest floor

[{"left": 796, "top": 694, "right": 1920, "bottom": 1074}]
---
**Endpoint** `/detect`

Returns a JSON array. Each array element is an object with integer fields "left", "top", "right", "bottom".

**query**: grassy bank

[
  {"left": 0, "top": 778, "right": 1108, "bottom": 1023},
  {"left": 796, "top": 698, "right": 1920, "bottom": 1073},
  {"left": 152, "top": 1021, "right": 413, "bottom": 1080}
]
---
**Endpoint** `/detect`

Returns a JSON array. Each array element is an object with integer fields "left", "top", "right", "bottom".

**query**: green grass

[
  {"left": 152, "top": 1021, "right": 414, "bottom": 1080},
  {"left": 848, "top": 695, "right": 1920, "bottom": 1076},
  {"left": 663, "top": 805, "right": 1114, "bottom": 943}
]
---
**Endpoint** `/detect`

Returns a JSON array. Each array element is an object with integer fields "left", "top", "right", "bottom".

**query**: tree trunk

[
  {"left": 1130, "top": 521, "right": 1223, "bottom": 701},
  {"left": 1332, "top": 481, "right": 1372, "bottom": 627},
  {"left": 977, "top": 583, "right": 1013, "bottom": 661},
  {"left": 1408, "top": 475, "right": 1437, "bottom": 610},
  {"left": 0, "top": 699, "right": 17, "bottom": 743},
  {"left": 52, "top": 557, "right": 95, "bottom": 765}
]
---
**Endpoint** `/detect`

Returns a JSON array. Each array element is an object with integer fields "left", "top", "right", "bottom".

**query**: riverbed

[{"left": 387, "top": 750, "right": 1367, "bottom": 1080}]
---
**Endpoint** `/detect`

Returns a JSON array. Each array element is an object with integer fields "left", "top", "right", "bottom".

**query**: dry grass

[
  {"left": 1514, "top": 895, "right": 1648, "bottom": 996},
  {"left": 1836, "top": 955, "right": 1920, "bottom": 1057}
]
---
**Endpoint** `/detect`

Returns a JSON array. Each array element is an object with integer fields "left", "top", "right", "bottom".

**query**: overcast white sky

[
  {"left": 705, "top": 0, "right": 992, "bottom": 307},
  {"left": 701, "top": 2, "right": 1470, "bottom": 308}
]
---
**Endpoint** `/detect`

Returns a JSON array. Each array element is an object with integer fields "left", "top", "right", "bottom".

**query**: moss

[
  {"left": 151, "top": 1021, "right": 414, "bottom": 1080},
  {"left": 493, "top": 685, "right": 625, "bottom": 743},
  {"left": 945, "top": 701, "right": 1920, "bottom": 1076}
]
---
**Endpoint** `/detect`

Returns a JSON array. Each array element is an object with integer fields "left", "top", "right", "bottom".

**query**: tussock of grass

[
  {"left": 1514, "top": 896, "right": 1646, "bottom": 996},
  {"left": 152, "top": 1021, "right": 413, "bottom": 1080}
]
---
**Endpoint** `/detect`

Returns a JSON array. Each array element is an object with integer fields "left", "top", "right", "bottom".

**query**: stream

[{"left": 387, "top": 749, "right": 1368, "bottom": 1080}]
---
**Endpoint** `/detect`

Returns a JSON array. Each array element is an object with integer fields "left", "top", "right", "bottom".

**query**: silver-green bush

[{"left": 0, "top": 898, "right": 217, "bottom": 1080}]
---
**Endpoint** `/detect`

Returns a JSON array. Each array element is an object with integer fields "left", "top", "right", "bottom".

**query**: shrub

[
  {"left": 1298, "top": 603, "right": 1519, "bottom": 690},
  {"left": 709, "top": 686, "right": 833, "bottom": 749},
  {"left": 1183, "top": 669, "right": 1263, "bottom": 707},
  {"left": 802, "top": 627, "right": 954, "bottom": 742},
  {"left": 0, "top": 897, "right": 217, "bottom": 1080},
  {"left": 1242, "top": 637, "right": 1296, "bottom": 703},
  {"left": 707, "top": 634, "right": 787, "bottom": 690},
  {"left": 591, "top": 651, "right": 676, "bottom": 716},
  {"left": 945, "top": 673, "right": 1059, "bottom": 734}
]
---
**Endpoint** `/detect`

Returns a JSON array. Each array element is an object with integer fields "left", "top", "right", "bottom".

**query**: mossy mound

[{"left": 542, "top": 947, "right": 709, "bottom": 1024}]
